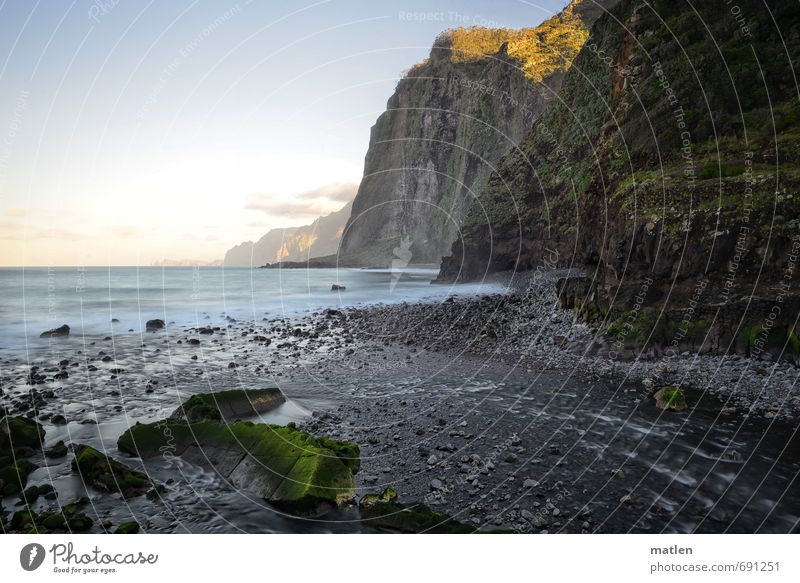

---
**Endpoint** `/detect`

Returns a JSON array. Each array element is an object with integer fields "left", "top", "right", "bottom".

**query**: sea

[{"left": 0, "top": 266, "right": 503, "bottom": 350}]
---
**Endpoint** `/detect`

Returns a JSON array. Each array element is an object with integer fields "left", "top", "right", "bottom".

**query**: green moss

[
  {"left": 170, "top": 388, "right": 285, "bottom": 422},
  {"left": 71, "top": 445, "right": 152, "bottom": 498},
  {"left": 45, "top": 440, "right": 68, "bottom": 458},
  {"left": 67, "top": 514, "right": 93, "bottom": 533},
  {"left": 359, "top": 494, "right": 474, "bottom": 533},
  {"left": 114, "top": 521, "right": 140, "bottom": 534},
  {"left": 118, "top": 419, "right": 359, "bottom": 513},
  {"left": 0, "top": 460, "right": 35, "bottom": 494},
  {"left": 39, "top": 513, "right": 66, "bottom": 530},
  {"left": 788, "top": 329, "right": 800, "bottom": 354},
  {"left": 654, "top": 386, "right": 687, "bottom": 412},
  {"left": 11, "top": 509, "right": 36, "bottom": 531},
  {"left": 697, "top": 162, "right": 746, "bottom": 180},
  {"left": 0, "top": 416, "right": 45, "bottom": 452},
  {"left": 360, "top": 487, "right": 399, "bottom": 509},
  {"left": 603, "top": 309, "right": 661, "bottom": 345},
  {"left": 661, "top": 387, "right": 683, "bottom": 406},
  {"left": 174, "top": 395, "right": 222, "bottom": 422}
]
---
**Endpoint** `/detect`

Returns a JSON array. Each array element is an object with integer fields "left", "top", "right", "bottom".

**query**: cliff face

[
  {"left": 338, "top": 0, "right": 620, "bottom": 266},
  {"left": 224, "top": 201, "right": 351, "bottom": 267},
  {"left": 439, "top": 0, "right": 800, "bottom": 357}
]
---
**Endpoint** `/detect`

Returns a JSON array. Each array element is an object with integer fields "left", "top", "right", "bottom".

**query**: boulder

[
  {"left": 40, "top": 324, "right": 69, "bottom": 338},
  {"left": 114, "top": 520, "right": 140, "bottom": 534},
  {"left": 170, "top": 388, "right": 286, "bottom": 422},
  {"left": 0, "top": 416, "right": 45, "bottom": 494},
  {"left": 359, "top": 488, "right": 474, "bottom": 533},
  {"left": 118, "top": 399, "right": 359, "bottom": 515},
  {"left": 45, "top": 441, "right": 68, "bottom": 459},
  {"left": 0, "top": 416, "right": 45, "bottom": 451},
  {"left": 71, "top": 445, "right": 153, "bottom": 498},
  {"left": 145, "top": 319, "right": 165, "bottom": 332},
  {"left": 654, "top": 386, "right": 688, "bottom": 412}
]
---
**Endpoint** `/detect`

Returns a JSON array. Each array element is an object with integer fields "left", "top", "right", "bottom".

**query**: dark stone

[
  {"left": 359, "top": 488, "right": 475, "bottom": 533},
  {"left": 40, "top": 324, "right": 70, "bottom": 338},
  {"left": 145, "top": 319, "right": 165, "bottom": 332},
  {"left": 170, "top": 388, "right": 286, "bottom": 422},
  {"left": 71, "top": 444, "right": 153, "bottom": 498},
  {"left": 114, "top": 520, "right": 140, "bottom": 534},
  {"left": 118, "top": 394, "right": 359, "bottom": 516}
]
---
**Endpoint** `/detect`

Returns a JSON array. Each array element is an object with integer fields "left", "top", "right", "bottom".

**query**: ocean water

[{"left": 0, "top": 266, "right": 503, "bottom": 350}]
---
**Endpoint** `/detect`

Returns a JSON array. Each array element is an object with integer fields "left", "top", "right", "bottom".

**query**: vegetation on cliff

[
  {"left": 444, "top": 2, "right": 594, "bottom": 82},
  {"left": 339, "top": 0, "right": 619, "bottom": 266},
  {"left": 439, "top": 0, "right": 800, "bottom": 357}
]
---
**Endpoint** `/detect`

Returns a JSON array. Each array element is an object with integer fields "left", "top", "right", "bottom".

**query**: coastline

[{"left": 2, "top": 268, "right": 798, "bottom": 533}]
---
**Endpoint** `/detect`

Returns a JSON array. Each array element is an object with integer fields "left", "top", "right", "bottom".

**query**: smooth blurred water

[{"left": 0, "top": 266, "right": 502, "bottom": 350}]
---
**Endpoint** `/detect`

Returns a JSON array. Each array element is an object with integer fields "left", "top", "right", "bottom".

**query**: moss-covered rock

[
  {"left": 71, "top": 445, "right": 152, "bottom": 498},
  {"left": 170, "top": 388, "right": 286, "bottom": 422},
  {"left": 114, "top": 520, "right": 140, "bottom": 534},
  {"left": 359, "top": 489, "right": 474, "bottom": 533},
  {"left": 11, "top": 508, "right": 36, "bottom": 531},
  {"left": 6, "top": 498, "right": 92, "bottom": 533},
  {"left": 0, "top": 459, "right": 36, "bottom": 494},
  {"left": 0, "top": 416, "right": 44, "bottom": 448},
  {"left": 45, "top": 440, "right": 68, "bottom": 458},
  {"left": 66, "top": 514, "right": 93, "bottom": 533},
  {"left": 654, "top": 386, "right": 687, "bottom": 412},
  {"left": 39, "top": 512, "right": 66, "bottom": 530},
  {"left": 118, "top": 418, "right": 359, "bottom": 515}
]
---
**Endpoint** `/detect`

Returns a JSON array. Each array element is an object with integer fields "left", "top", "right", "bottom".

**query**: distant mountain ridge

[
  {"left": 151, "top": 258, "right": 223, "bottom": 267},
  {"left": 224, "top": 201, "right": 352, "bottom": 267}
]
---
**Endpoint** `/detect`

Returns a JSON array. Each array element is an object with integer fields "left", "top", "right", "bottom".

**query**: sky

[{"left": 0, "top": 0, "right": 566, "bottom": 266}]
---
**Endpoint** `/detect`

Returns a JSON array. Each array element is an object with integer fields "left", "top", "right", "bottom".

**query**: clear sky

[{"left": 0, "top": 0, "right": 566, "bottom": 266}]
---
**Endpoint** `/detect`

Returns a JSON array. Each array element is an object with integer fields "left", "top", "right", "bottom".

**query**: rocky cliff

[
  {"left": 224, "top": 201, "right": 351, "bottom": 267},
  {"left": 439, "top": 0, "right": 800, "bottom": 358},
  {"left": 338, "top": 0, "right": 620, "bottom": 266}
]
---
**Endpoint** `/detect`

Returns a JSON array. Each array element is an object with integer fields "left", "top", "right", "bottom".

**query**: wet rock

[
  {"left": 114, "top": 520, "right": 140, "bottom": 534},
  {"left": 359, "top": 488, "right": 474, "bottom": 533},
  {"left": 118, "top": 395, "right": 359, "bottom": 516},
  {"left": 40, "top": 324, "right": 70, "bottom": 338},
  {"left": 0, "top": 416, "right": 44, "bottom": 495},
  {"left": 71, "top": 444, "right": 153, "bottom": 498},
  {"left": 145, "top": 319, "right": 165, "bottom": 332},
  {"left": 170, "top": 388, "right": 286, "bottom": 422},
  {"left": 67, "top": 514, "right": 93, "bottom": 533},
  {"left": 654, "top": 386, "right": 687, "bottom": 412}
]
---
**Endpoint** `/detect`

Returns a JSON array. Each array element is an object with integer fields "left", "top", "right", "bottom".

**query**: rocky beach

[{"left": 2, "top": 268, "right": 798, "bottom": 533}]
